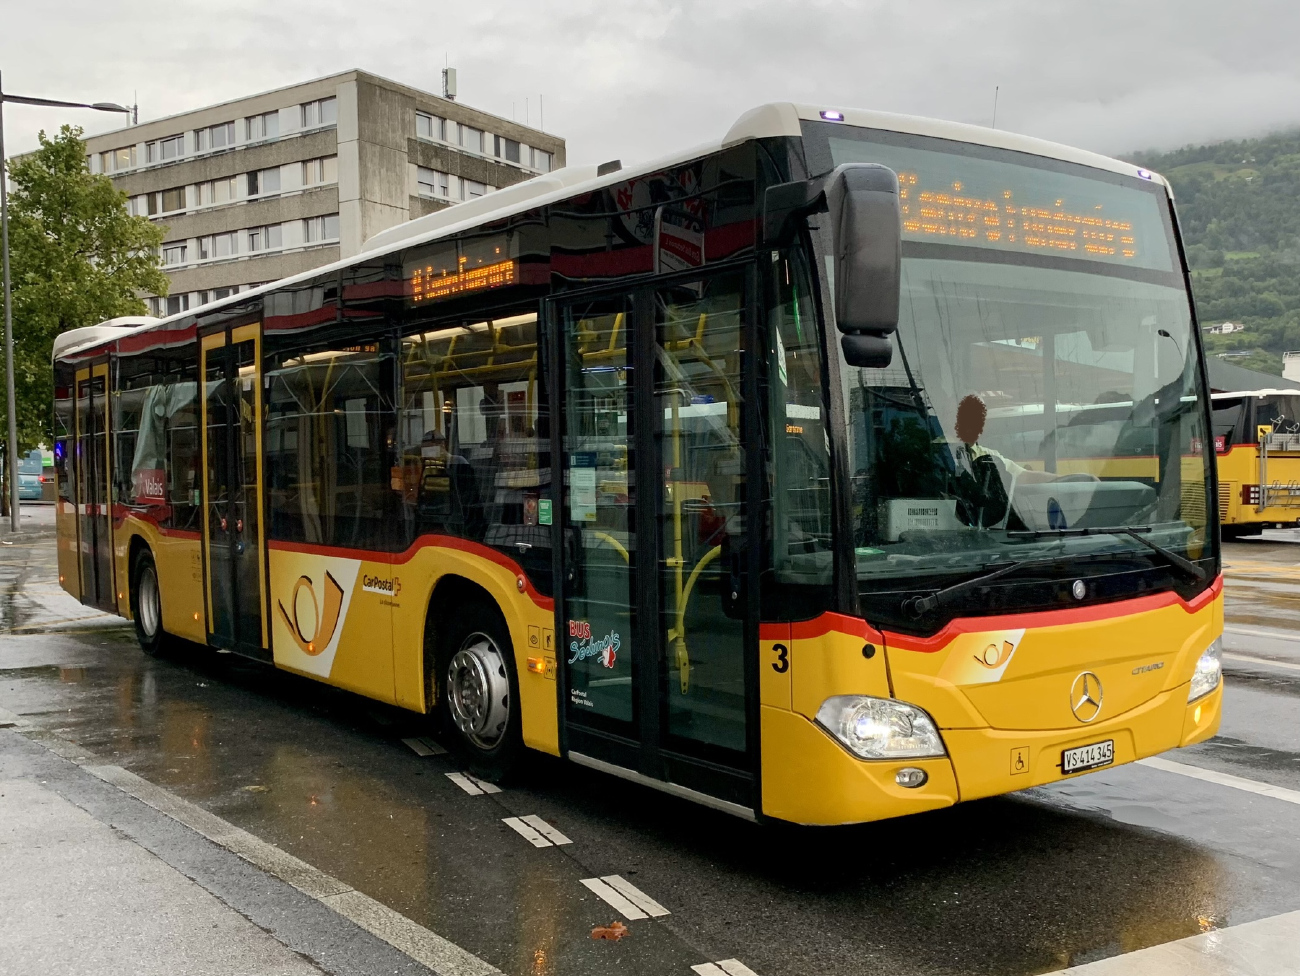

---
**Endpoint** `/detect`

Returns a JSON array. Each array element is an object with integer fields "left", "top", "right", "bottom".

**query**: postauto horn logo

[{"left": 277, "top": 572, "right": 344, "bottom": 656}]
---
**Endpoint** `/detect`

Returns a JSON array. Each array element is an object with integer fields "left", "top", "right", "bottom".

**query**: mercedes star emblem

[
  {"left": 1072, "top": 579, "right": 1086, "bottom": 600},
  {"left": 1070, "top": 671, "right": 1104, "bottom": 723}
]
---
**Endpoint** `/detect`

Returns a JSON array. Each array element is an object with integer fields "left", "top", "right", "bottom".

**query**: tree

[{"left": 3, "top": 124, "right": 167, "bottom": 450}]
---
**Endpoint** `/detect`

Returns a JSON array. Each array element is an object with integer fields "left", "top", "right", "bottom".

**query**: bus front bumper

[{"left": 759, "top": 683, "right": 1221, "bottom": 826}]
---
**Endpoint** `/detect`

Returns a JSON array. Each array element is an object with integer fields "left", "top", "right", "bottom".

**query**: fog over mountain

[{"left": 2, "top": 0, "right": 1299, "bottom": 166}]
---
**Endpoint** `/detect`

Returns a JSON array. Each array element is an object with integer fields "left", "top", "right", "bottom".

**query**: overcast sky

[{"left": 3, "top": 0, "right": 1299, "bottom": 167}]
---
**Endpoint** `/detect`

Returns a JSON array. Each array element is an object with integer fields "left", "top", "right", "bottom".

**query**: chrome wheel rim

[
  {"left": 446, "top": 633, "right": 509, "bottom": 749},
  {"left": 138, "top": 565, "right": 161, "bottom": 639}
]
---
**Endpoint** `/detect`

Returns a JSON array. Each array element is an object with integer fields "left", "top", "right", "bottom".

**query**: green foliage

[
  {"left": 1131, "top": 130, "right": 1300, "bottom": 378},
  {"left": 3, "top": 124, "right": 167, "bottom": 449}
]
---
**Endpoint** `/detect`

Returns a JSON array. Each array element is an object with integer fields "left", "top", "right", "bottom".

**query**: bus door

[
  {"left": 74, "top": 362, "right": 115, "bottom": 611},
  {"left": 552, "top": 270, "right": 755, "bottom": 811},
  {"left": 200, "top": 325, "right": 269, "bottom": 658}
]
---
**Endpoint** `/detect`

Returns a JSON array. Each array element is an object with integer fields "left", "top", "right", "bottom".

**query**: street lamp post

[{"left": 0, "top": 71, "right": 131, "bottom": 531}]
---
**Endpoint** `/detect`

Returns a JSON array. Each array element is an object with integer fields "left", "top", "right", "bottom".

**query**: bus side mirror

[{"left": 827, "top": 163, "right": 901, "bottom": 368}]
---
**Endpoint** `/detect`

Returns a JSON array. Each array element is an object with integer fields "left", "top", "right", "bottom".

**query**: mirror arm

[{"left": 761, "top": 177, "right": 828, "bottom": 246}]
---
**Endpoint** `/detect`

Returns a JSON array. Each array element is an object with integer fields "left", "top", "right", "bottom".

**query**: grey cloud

[{"left": 2, "top": 0, "right": 1298, "bottom": 168}]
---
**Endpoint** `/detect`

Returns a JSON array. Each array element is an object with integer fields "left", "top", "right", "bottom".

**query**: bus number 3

[{"left": 772, "top": 644, "right": 789, "bottom": 673}]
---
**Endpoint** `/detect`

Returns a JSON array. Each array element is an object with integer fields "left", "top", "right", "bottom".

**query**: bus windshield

[{"left": 806, "top": 124, "right": 1214, "bottom": 612}]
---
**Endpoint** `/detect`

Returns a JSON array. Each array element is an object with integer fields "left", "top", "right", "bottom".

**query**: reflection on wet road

[{"left": 4, "top": 521, "right": 1300, "bottom": 975}]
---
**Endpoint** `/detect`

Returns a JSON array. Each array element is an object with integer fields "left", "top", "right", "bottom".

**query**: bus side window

[
  {"left": 399, "top": 311, "right": 552, "bottom": 589},
  {"left": 54, "top": 372, "right": 74, "bottom": 503},
  {"left": 265, "top": 344, "right": 400, "bottom": 551},
  {"left": 767, "top": 246, "right": 832, "bottom": 586}
]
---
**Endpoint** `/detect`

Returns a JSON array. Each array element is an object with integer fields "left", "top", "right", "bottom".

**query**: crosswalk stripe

[
  {"left": 402, "top": 737, "right": 448, "bottom": 756},
  {"left": 692, "top": 961, "right": 760, "bottom": 976},
  {"left": 581, "top": 877, "right": 647, "bottom": 920},
  {"left": 502, "top": 817, "right": 551, "bottom": 847},
  {"left": 601, "top": 874, "right": 669, "bottom": 917},
  {"left": 520, "top": 814, "right": 571, "bottom": 846},
  {"left": 446, "top": 772, "right": 502, "bottom": 796},
  {"left": 1139, "top": 756, "right": 1300, "bottom": 806}
]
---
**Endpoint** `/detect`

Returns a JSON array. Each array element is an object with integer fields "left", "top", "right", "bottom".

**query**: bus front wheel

[
  {"left": 436, "top": 600, "right": 522, "bottom": 781},
  {"left": 131, "top": 549, "right": 171, "bottom": 657}
]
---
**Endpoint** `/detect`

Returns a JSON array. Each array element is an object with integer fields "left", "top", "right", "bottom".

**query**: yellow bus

[
  {"left": 1211, "top": 388, "right": 1300, "bottom": 537},
  {"left": 53, "top": 103, "right": 1223, "bottom": 824}
]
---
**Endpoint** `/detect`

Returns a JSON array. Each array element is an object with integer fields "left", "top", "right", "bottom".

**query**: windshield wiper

[
  {"left": 1008, "top": 526, "right": 1209, "bottom": 581},
  {"left": 902, "top": 553, "right": 1067, "bottom": 618}
]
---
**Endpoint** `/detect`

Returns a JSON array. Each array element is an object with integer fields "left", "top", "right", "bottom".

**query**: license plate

[{"left": 1061, "top": 740, "right": 1114, "bottom": 774}]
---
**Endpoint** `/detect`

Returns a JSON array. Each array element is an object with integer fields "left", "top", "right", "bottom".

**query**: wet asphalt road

[{"left": 3, "top": 510, "right": 1300, "bottom": 976}]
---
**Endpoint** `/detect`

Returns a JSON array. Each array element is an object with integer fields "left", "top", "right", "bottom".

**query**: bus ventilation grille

[
  {"left": 1181, "top": 481, "right": 1207, "bottom": 527},
  {"left": 1218, "top": 482, "right": 1234, "bottom": 522}
]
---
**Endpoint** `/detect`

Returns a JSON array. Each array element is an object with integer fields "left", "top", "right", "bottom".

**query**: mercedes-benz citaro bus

[
  {"left": 1211, "top": 388, "right": 1300, "bottom": 537},
  {"left": 53, "top": 103, "right": 1223, "bottom": 825}
]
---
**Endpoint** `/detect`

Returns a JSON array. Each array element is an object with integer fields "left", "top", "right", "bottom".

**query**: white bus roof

[
  {"left": 57, "top": 103, "right": 1169, "bottom": 362},
  {"left": 53, "top": 317, "right": 160, "bottom": 361}
]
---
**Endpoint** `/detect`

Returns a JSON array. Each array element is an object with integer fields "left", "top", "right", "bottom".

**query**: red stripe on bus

[
  {"left": 266, "top": 534, "right": 554, "bottom": 611},
  {"left": 112, "top": 508, "right": 202, "bottom": 540},
  {"left": 884, "top": 575, "right": 1223, "bottom": 653}
]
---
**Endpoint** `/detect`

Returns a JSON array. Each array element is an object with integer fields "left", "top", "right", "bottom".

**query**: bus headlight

[
  {"left": 1188, "top": 637, "right": 1223, "bottom": 703},
  {"left": 815, "top": 695, "right": 946, "bottom": 760}
]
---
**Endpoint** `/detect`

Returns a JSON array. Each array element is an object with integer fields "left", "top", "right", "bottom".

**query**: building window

[
  {"left": 195, "top": 121, "right": 235, "bottom": 152},
  {"left": 162, "top": 244, "right": 187, "bottom": 267},
  {"left": 247, "top": 168, "right": 282, "bottom": 196},
  {"left": 416, "top": 112, "right": 445, "bottom": 140},
  {"left": 101, "top": 146, "right": 137, "bottom": 173},
  {"left": 531, "top": 148, "right": 552, "bottom": 173},
  {"left": 158, "top": 135, "right": 184, "bottom": 161},
  {"left": 213, "top": 287, "right": 234, "bottom": 301},
  {"left": 245, "top": 111, "right": 279, "bottom": 141},
  {"left": 462, "top": 179, "right": 486, "bottom": 200},
  {"left": 418, "top": 168, "right": 454, "bottom": 198},
  {"left": 165, "top": 294, "right": 188, "bottom": 316},
  {"left": 494, "top": 136, "right": 521, "bottom": 164},
  {"left": 302, "top": 156, "right": 337, "bottom": 187},
  {"left": 459, "top": 125, "right": 483, "bottom": 154},
  {"left": 301, "top": 97, "right": 337, "bottom": 128},
  {"left": 248, "top": 224, "right": 283, "bottom": 252},
  {"left": 160, "top": 187, "right": 186, "bottom": 213},
  {"left": 303, "top": 213, "right": 341, "bottom": 243},
  {"left": 200, "top": 177, "right": 238, "bottom": 206}
]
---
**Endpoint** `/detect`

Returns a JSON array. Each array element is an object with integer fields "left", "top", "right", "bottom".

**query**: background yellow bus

[
  {"left": 53, "top": 103, "right": 1224, "bottom": 825},
  {"left": 1211, "top": 388, "right": 1300, "bottom": 537}
]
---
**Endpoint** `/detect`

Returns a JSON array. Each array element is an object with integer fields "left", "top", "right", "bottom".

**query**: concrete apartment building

[{"left": 81, "top": 70, "right": 566, "bottom": 316}]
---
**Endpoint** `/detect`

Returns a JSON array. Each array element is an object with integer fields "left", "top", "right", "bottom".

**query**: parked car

[{"left": 18, "top": 449, "right": 45, "bottom": 501}]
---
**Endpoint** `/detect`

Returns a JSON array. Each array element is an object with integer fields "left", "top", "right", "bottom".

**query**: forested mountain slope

[{"left": 1129, "top": 130, "right": 1300, "bottom": 376}]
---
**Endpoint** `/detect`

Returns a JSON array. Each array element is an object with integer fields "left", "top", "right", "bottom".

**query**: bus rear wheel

[
  {"left": 131, "top": 549, "right": 170, "bottom": 657},
  {"left": 436, "top": 600, "right": 522, "bottom": 781}
]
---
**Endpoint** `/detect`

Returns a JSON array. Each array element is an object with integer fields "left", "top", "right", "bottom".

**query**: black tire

[
  {"left": 432, "top": 597, "right": 523, "bottom": 781},
  {"left": 131, "top": 548, "right": 170, "bottom": 657}
]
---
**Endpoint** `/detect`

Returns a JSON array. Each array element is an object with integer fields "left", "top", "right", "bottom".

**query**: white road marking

[
  {"left": 445, "top": 772, "right": 502, "bottom": 796},
  {"left": 601, "top": 874, "right": 670, "bottom": 917},
  {"left": 693, "top": 961, "right": 760, "bottom": 976},
  {"left": 1036, "top": 908, "right": 1300, "bottom": 975},
  {"left": 1139, "top": 756, "right": 1300, "bottom": 806},
  {"left": 402, "top": 737, "right": 448, "bottom": 757},
  {"left": 1224, "top": 651, "right": 1300, "bottom": 673},
  {"left": 520, "top": 814, "right": 571, "bottom": 846},
  {"left": 502, "top": 817, "right": 551, "bottom": 848},
  {"left": 78, "top": 763, "right": 500, "bottom": 975},
  {"left": 581, "top": 877, "right": 647, "bottom": 920},
  {"left": 1224, "top": 624, "right": 1300, "bottom": 643}
]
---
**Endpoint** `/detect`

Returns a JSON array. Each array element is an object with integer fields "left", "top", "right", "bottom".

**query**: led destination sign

[
  {"left": 828, "top": 135, "right": 1175, "bottom": 272},
  {"left": 410, "top": 258, "right": 517, "bottom": 303}
]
